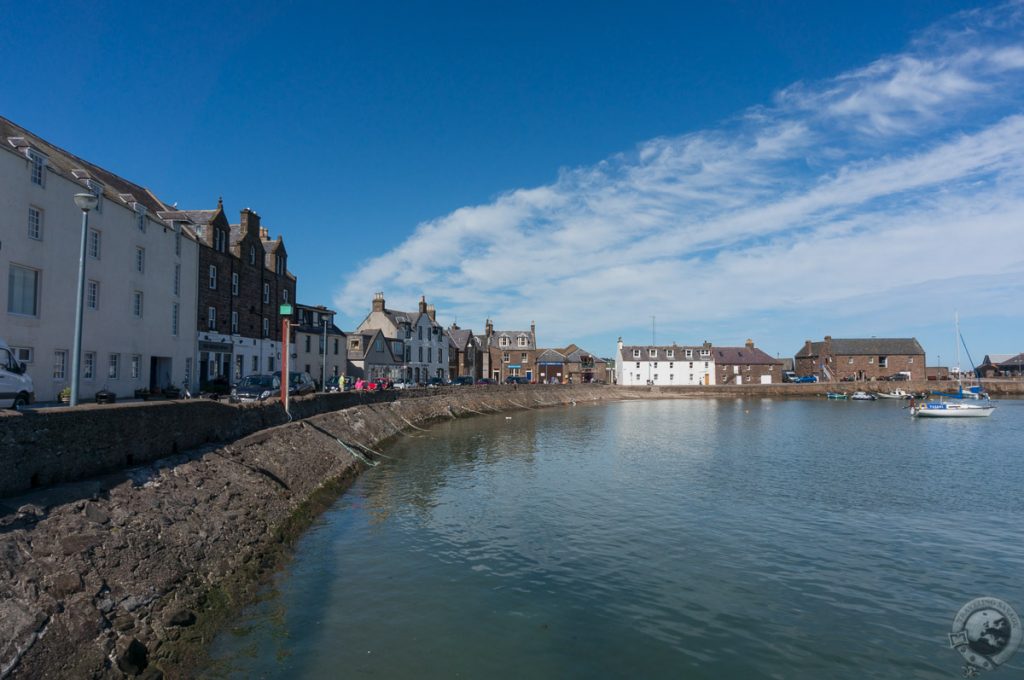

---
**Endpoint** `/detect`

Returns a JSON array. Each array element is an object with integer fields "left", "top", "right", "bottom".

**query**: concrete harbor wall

[{"left": 0, "top": 385, "right": 630, "bottom": 679}]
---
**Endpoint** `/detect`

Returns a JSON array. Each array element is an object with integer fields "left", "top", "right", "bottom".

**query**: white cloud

[{"left": 335, "top": 3, "right": 1024, "bottom": 354}]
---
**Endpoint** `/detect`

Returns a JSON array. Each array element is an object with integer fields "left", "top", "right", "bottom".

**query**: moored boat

[
  {"left": 850, "top": 391, "right": 876, "bottom": 400},
  {"left": 826, "top": 391, "right": 848, "bottom": 400},
  {"left": 910, "top": 400, "right": 995, "bottom": 417},
  {"left": 876, "top": 389, "right": 911, "bottom": 399}
]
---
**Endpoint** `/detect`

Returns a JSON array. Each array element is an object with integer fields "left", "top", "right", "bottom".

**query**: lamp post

[
  {"left": 70, "top": 193, "right": 98, "bottom": 406},
  {"left": 321, "top": 317, "right": 328, "bottom": 391}
]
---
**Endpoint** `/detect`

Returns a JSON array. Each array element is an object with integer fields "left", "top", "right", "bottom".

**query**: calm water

[{"left": 208, "top": 397, "right": 1024, "bottom": 679}]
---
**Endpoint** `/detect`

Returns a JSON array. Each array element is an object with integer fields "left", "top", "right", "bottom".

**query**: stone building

[
  {"left": 346, "top": 328, "right": 404, "bottom": 380},
  {"left": 478, "top": 319, "right": 538, "bottom": 382},
  {"left": 713, "top": 340, "right": 783, "bottom": 385},
  {"left": 356, "top": 293, "right": 448, "bottom": 383},
  {"left": 794, "top": 336, "right": 925, "bottom": 382},
  {"left": 0, "top": 115, "right": 199, "bottom": 401},
  {"left": 447, "top": 324, "right": 482, "bottom": 380},
  {"left": 159, "top": 203, "right": 296, "bottom": 386},
  {"left": 291, "top": 303, "right": 346, "bottom": 387}
]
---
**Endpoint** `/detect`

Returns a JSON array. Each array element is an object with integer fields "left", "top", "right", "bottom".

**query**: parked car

[
  {"left": 324, "top": 375, "right": 344, "bottom": 392},
  {"left": 274, "top": 371, "right": 316, "bottom": 396},
  {"left": 782, "top": 370, "right": 799, "bottom": 383},
  {"left": 504, "top": 376, "right": 528, "bottom": 384},
  {"left": 794, "top": 375, "right": 818, "bottom": 383},
  {"left": 392, "top": 380, "right": 415, "bottom": 390},
  {"left": 0, "top": 338, "right": 33, "bottom": 409},
  {"left": 476, "top": 378, "right": 495, "bottom": 385},
  {"left": 887, "top": 372, "right": 911, "bottom": 381},
  {"left": 230, "top": 374, "right": 281, "bottom": 403},
  {"left": 453, "top": 376, "right": 474, "bottom": 386},
  {"left": 426, "top": 377, "right": 446, "bottom": 387}
]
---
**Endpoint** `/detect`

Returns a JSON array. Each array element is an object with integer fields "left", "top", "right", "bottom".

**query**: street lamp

[
  {"left": 321, "top": 317, "right": 328, "bottom": 391},
  {"left": 70, "top": 192, "right": 99, "bottom": 406}
]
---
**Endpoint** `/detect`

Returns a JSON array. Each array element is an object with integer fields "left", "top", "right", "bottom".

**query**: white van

[{"left": 0, "top": 339, "right": 34, "bottom": 409}]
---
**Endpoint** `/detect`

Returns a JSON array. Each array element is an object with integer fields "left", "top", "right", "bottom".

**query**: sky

[{"left": 2, "top": 0, "right": 1022, "bottom": 362}]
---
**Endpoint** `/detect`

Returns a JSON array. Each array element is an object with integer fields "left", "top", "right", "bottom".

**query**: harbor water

[{"left": 208, "top": 397, "right": 1024, "bottom": 679}]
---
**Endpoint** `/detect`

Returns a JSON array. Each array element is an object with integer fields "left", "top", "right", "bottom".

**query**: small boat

[
  {"left": 876, "top": 389, "right": 911, "bottom": 400},
  {"left": 826, "top": 391, "right": 848, "bottom": 400},
  {"left": 850, "top": 391, "right": 876, "bottom": 400}
]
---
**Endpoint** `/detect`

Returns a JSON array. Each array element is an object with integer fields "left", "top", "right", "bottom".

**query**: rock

[
  {"left": 114, "top": 637, "right": 148, "bottom": 675},
  {"left": 83, "top": 503, "right": 110, "bottom": 524},
  {"left": 16, "top": 503, "right": 45, "bottom": 518},
  {"left": 165, "top": 609, "right": 196, "bottom": 627},
  {"left": 45, "top": 571, "right": 82, "bottom": 598}
]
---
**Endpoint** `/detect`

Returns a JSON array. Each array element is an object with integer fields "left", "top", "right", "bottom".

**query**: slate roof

[
  {"left": 536, "top": 349, "right": 566, "bottom": 363},
  {"left": 491, "top": 331, "right": 536, "bottom": 350},
  {"left": 562, "top": 346, "right": 601, "bottom": 363},
  {"left": 980, "top": 354, "right": 1015, "bottom": 366},
  {"left": 795, "top": 338, "right": 924, "bottom": 358},
  {"left": 713, "top": 347, "right": 781, "bottom": 365},
  {"left": 618, "top": 345, "right": 710, "bottom": 362},
  {"left": 2, "top": 115, "right": 172, "bottom": 218},
  {"left": 448, "top": 328, "right": 474, "bottom": 349}
]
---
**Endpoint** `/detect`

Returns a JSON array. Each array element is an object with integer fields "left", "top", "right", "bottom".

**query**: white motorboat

[
  {"left": 850, "top": 391, "right": 876, "bottom": 400},
  {"left": 876, "top": 389, "right": 911, "bottom": 400}
]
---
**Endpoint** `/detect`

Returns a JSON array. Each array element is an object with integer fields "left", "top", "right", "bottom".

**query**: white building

[
  {"left": 615, "top": 339, "right": 716, "bottom": 386},
  {"left": 357, "top": 293, "right": 448, "bottom": 383},
  {"left": 1, "top": 116, "right": 199, "bottom": 401}
]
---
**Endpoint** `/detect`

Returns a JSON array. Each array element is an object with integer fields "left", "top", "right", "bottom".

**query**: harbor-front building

[
  {"left": 1, "top": 116, "right": 199, "bottom": 401},
  {"left": 615, "top": 339, "right": 716, "bottom": 386},
  {"left": 292, "top": 303, "right": 346, "bottom": 387},
  {"left": 794, "top": 336, "right": 926, "bottom": 382},
  {"left": 713, "top": 340, "right": 783, "bottom": 384}
]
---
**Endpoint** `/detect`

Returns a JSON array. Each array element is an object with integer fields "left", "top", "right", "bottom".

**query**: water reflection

[{"left": 208, "top": 398, "right": 1024, "bottom": 679}]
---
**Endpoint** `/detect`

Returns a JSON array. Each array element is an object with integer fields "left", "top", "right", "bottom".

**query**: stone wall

[{"left": 0, "top": 384, "right": 626, "bottom": 679}]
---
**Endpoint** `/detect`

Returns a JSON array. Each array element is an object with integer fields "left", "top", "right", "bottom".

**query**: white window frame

[
  {"left": 173, "top": 264, "right": 180, "bottom": 296},
  {"left": 11, "top": 346, "right": 33, "bottom": 364},
  {"left": 209, "top": 265, "right": 217, "bottom": 289},
  {"left": 263, "top": 283, "right": 270, "bottom": 303},
  {"left": 231, "top": 272, "right": 239, "bottom": 296},
  {"left": 87, "top": 280, "right": 99, "bottom": 310},
  {"left": 108, "top": 353, "right": 120, "bottom": 379},
  {"left": 86, "top": 180, "right": 103, "bottom": 213},
  {"left": 136, "top": 205, "right": 147, "bottom": 232},
  {"left": 231, "top": 311, "right": 238, "bottom": 334},
  {"left": 172, "top": 302, "right": 179, "bottom": 336},
  {"left": 7, "top": 264, "right": 39, "bottom": 317},
  {"left": 649, "top": 349, "right": 657, "bottom": 358},
  {"left": 53, "top": 350, "right": 67, "bottom": 380},
  {"left": 250, "top": 245, "right": 256, "bottom": 264},
  {"left": 632, "top": 349, "right": 640, "bottom": 358},
  {"left": 28, "top": 206, "right": 43, "bottom": 240},
  {"left": 88, "top": 229, "right": 101, "bottom": 259},
  {"left": 83, "top": 351, "right": 95, "bottom": 380},
  {"left": 131, "top": 355, "right": 141, "bottom": 379},
  {"left": 282, "top": 288, "right": 289, "bottom": 303},
  {"left": 208, "top": 306, "right": 217, "bottom": 330},
  {"left": 518, "top": 336, "right": 527, "bottom": 347},
  {"left": 132, "top": 291, "right": 144, "bottom": 318},
  {"left": 136, "top": 247, "right": 145, "bottom": 274},
  {"left": 262, "top": 318, "right": 269, "bottom": 337},
  {"left": 28, "top": 150, "right": 46, "bottom": 186}
]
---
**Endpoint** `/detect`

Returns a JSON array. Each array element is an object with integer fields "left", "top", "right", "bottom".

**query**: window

[
  {"left": 503, "top": 352, "right": 510, "bottom": 362},
  {"left": 136, "top": 247, "right": 145, "bottom": 274},
  {"left": 669, "top": 362, "right": 674, "bottom": 369},
  {"left": 282, "top": 288, "right": 289, "bottom": 303},
  {"left": 173, "top": 264, "right": 181, "bottom": 296},
  {"left": 208, "top": 307, "right": 216, "bottom": 330},
  {"left": 175, "top": 224, "right": 181, "bottom": 256},
  {"left": 251, "top": 355, "right": 258, "bottom": 372},
  {"left": 88, "top": 229, "right": 101, "bottom": 259},
  {"left": 262, "top": 318, "right": 269, "bottom": 337},
  {"left": 136, "top": 205, "right": 147, "bottom": 232},
  {"left": 908, "top": 357, "right": 914, "bottom": 364},
  {"left": 418, "top": 327, "right": 424, "bottom": 341},
  {"left": 235, "top": 356, "right": 243, "bottom": 380},
  {"left": 334, "top": 339, "right": 339, "bottom": 355},
  {"left": 250, "top": 245, "right": 256, "bottom": 264},
  {"left": 418, "top": 347, "right": 423, "bottom": 361},
  {"left": 83, "top": 352, "right": 95, "bottom": 380},
  {"left": 879, "top": 356, "right": 888, "bottom": 368},
  {"left": 635, "top": 362, "right": 640, "bottom": 368},
  {"left": 28, "top": 206, "right": 42, "bottom": 240},
  {"left": 654, "top": 374, "right": 658, "bottom": 381},
  {"left": 28, "top": 150, "right": 46, "bottom": 186},
  {"left": 53, "top": 350, "right": 67, "bottom": 380},
  {"left": 10, "top": 347, "right": 33, "bottom": 364},
  {"left": 8, "top": 265, "right": 39, "bottom": 316},
  {"left": 654, "top": 362, "right": 658, "bottom": 368},
  {"left": 172, "top": 303, "right": 179, "bottom": 336},
  {"left": 263, "top": 283, "right": 269, "bottom": 303},
  {"left": 131, "top": 355, "right": 141, "bottom": 379},
  {"left": 267, "top": 357, "right": 274, "bottom": 372},
  {"left": 86, "top": 180, "right": 103, "bottom": 213},
  {"left": 231, "top": 311, "right": 238, "bottom": 333},
  {"left": 670, "top": 374, "right": 674, "bottom": 381},
  {"left": 521, "top": 352, "right": 528, "bottom": 361},
  {"left": 649, "top": 349, "right": 657, "bottom": 357},
  {"left": 108, "top": 354, "right": 120, "bottom": 379},
  {"left": 87, "top": 280, "right": 99, "bottom": 309},
  {"left": 701, "top": 349, "right": 710, "bottom": 357},
  {"left": 499, "top": 336, "right": 509, "bottom": 347},
  {"left": 209, "top": 265, "right": 217, "bottom": 289},
  {"left": 868, "top": 357, "right": 875, "bottom": 364},
  {"left": 185, "top": 358, "right": 192, "bottom": 385},
  {"left": 518, "top": 336, "right": 527, "bottom": 347},
  {"left": 305, "top": 336, "right": 311, "bottom": 352},
  {"left": 632, "top": 349, "right": 640, "bottom": 358},
  {"left": 427, "top": 348, "right": 432, "bottom": 362},
  {"left": 375, "top": 338, "right": 383, "bottom": 352},
  {"left": 667, "top": 350, "right": 674, "bottom": 358},
  {"left": 848, "top": 357, "right": 854, "bottom": 364}
]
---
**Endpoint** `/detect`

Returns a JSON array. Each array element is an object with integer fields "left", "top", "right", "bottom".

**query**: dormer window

[
  {"left": 86, "top": 180, "right": 103, "bottom": 213},
  {"left": 518, "top": 336, "right": 528, "bottom": 347},
  {"left": 632, "top": 349, "right": 640, "bottom": 358},
  {"left": 135, "top": 204, "right": 147, "bottom": 232},
  {"left": 685, "top": 349, "right": 693, "bottom": 358},
  {"left": 700, "top": 349, "right": 710, "bottom": 357},
  {"left": 275, "top": 254, "right": 285, "bottom": 275},
  {"left": 500, "top": 337, "right": 510, "bottom": 347},
  {"left": 667, "top": 350, "right": 674, "bottom": 358},
  {"left": 28, "top": 150, "right": 46, "bottom": 186},
  {"left": 649, "top": 349, "right": 657, "bottom": 358}
]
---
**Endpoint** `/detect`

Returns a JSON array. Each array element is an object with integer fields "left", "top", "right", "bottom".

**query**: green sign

[{"left": 279, "top": 303, "right": 293, "bottom": 316}]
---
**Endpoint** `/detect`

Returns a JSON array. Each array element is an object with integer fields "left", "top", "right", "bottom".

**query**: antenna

[{"left": 652, "top": 315, "right": 656, "bottom": 346}]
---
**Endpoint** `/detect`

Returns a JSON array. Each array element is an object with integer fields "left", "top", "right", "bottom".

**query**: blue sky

[{"left": 3, "top": 0, "right": 1022, "bottom": 362}]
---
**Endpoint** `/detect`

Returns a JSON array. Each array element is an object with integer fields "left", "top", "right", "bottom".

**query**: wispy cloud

[{"left": 335, "top": 2, "right": 1024, "bottom": 354}]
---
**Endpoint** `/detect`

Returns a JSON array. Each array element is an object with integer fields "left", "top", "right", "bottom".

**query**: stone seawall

[{"left": 0, "top": 385, "right": 632, "bottom": 679}]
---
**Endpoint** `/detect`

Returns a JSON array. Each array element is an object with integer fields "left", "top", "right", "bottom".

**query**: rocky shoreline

[{"left": 0, "top": 386, "right": 632, "bottom": 679}]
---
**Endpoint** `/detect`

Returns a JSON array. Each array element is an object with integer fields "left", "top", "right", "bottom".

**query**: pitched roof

[
  {"left": 491, "top": 330, "right": 536, "bottom": 350},
  {"left": 2, "top": 115, "right": 172, "bottom": 218},
  {"left": 795, "top": 338, "right": 924, "bottom": 358},
  {"left": 562, "top": 346, "right": 602, "bottom": 363},
  {"left": 713, "top": 347, "right": 782, "bottom": 365},
  {"left": 536, "top": 349, "right": 566, "bottom": 363},
  {"left": 980, "top": 354, "right": 1015, "bottom": 366},
  {"left": 618, "top": 345, "right": 710, "bottom": 362},
  {"left": 448, "top": 328, "right": 474, "bottom": 349}
]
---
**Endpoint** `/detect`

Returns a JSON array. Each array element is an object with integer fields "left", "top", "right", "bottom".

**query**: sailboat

[{"left": 911, "top": 313, "right": 995, "bottom": 418}]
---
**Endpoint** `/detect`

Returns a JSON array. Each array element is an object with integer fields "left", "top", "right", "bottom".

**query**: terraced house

[
  {"left": 0, "top": 116, "right": 199, "bottom": 401},
  {"left": 615, "top": 339, "right": 716, "bottom": 386},
  {"left": 479, "top": 319, "right": 538, "bottom": 382},
  {"left": 357, "top": 293, "right": 447, "bottom": 383},
  {"left": 713, "top": 340, "right": 783, "bottom": 384},
  {"left": 160, "top": 203, "right": 295, "bottom": 386}
]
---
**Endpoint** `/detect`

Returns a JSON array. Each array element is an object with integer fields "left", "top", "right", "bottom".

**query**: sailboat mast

[{"left": 954, "top": 311, "right": 961, "bottom": 382}]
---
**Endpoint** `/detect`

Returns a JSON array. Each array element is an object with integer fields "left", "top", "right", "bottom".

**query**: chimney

[
  {"left": 745, "top": 338, "right": 755, "bottom": 350},
  {"left": 530, "top": 320, "right": 535, "bottom": 337},
  {"left": 450, "top": 322, "right": 460, "bottom": 331},
  {"left": 824, "top": 335, "right": 832, "bottom": 343},
  {"left": 617, "top": 337, "right": 623, "bottom": 352},
  {"left": 703, "top": 340, "right": 712, "bottom": 349},
  {"left": 485, "top": 318, "right": 493, "bottom": 338},
  {"left": 804, "top": 340, "right": 813, "bottom": 354},
  {"left": 372, "top": 292, "right": 385, "bottom": 313},
  {"left": 259, "top": 227, "right": 270, "bottom": 241},
  {"left": 240, "top": 208, "right": 261, "bottom": 236},
  {"left": 419, "top": 295, "right": 427, "bottom": 314},
  {"left": 426, "top": 304, "right": 436, "bottom": 322}
]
